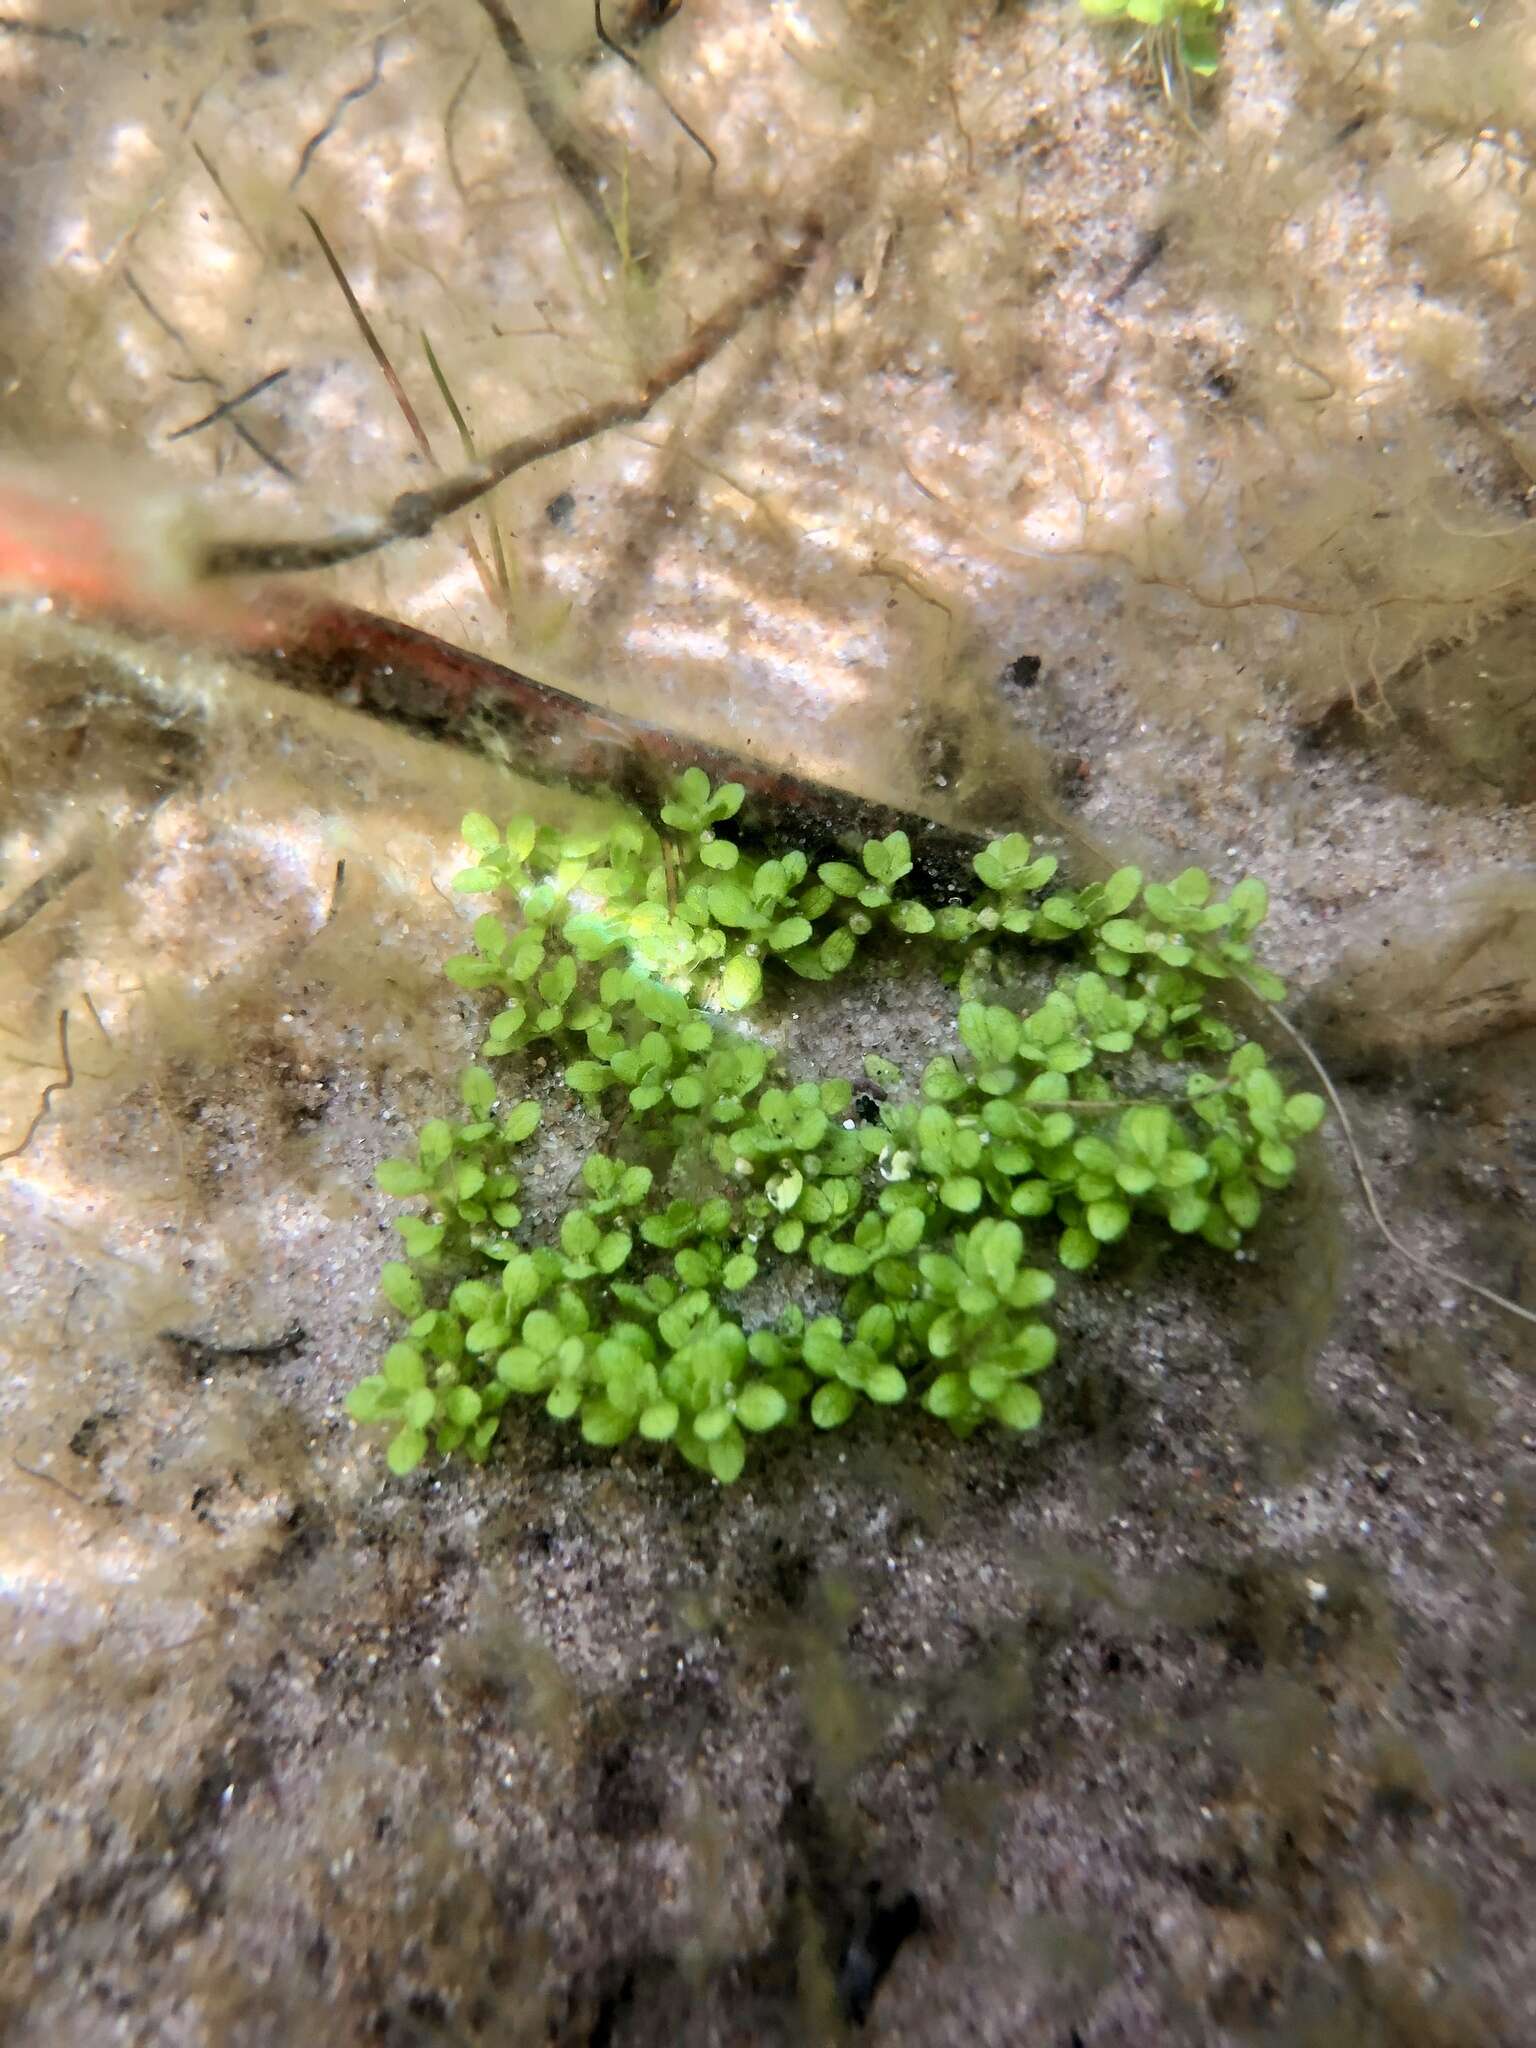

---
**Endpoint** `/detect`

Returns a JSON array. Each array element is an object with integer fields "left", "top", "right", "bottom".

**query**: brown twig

[
  {"left": 246, "top": 595, "right": 1020, "bottom": 897},
  {"left": 199, "top": 228, "right": 819, "bottom": 578},
  {"left": 13, "top": 1457, "right": 94, "bottom": 1507},
  {"left": 301, "top": 209, "right": 434, "bottom": 463},
  {"left": 290, "top": 35, "right": 388, "bottom": 191},
  {"left": 1101, "top": 223, "right": 1168, "bottom": 309},
  {"left": 0, "top": 849, "right": 92, "bottom": 942},
  {"left": 421, "top": 329, "right": 513, "bottom": 605},
  {"left": 161, "top": 1325, "right": 307, "bottom": 1362},
  {"left": 443, "top": 50, "right": 485, "bottom": 209},
  {"left": 475, "top": 0, "right": 611, "bottom": 232},
  {"left": 191, "top": 140, "right": 267, "bottom": 260},
  {"left": 0, "top": 1009, "right": 74, "bottom": 1165},
  {"left": 82, "top": 991, "right": 113, "bottom": 1044},
  {"left": 126, "top": 271, "right": 294, "bottom": 482},
  {"left": 0, "top": 17, "right": 89, "bottom": 43},
  {"left": 302, "top": 214, "right": 508, "bottom": 609},
  {"left": 167, "top": 369, "right": 289, "bottom": 443},
  {"left": 594, "top": 0, "right": 717, "bottom": 171},
  {"left": 323, "top": 857, "right": 347, "bottom": 928}
]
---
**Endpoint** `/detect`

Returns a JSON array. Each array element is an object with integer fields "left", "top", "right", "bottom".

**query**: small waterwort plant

[
  {"left": 346, "top": 774, "right": 1324, "bottom": 1484},
  {"left": 1079, "top": 0, "right": 1228, "bottom": 92}
]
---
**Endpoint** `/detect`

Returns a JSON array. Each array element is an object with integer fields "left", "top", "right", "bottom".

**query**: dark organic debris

[
  {"left": 162, "top": 1326, "right": 309, "bottom": 1377},
  {"left": 0, "top": 1009, "right": 74, "bottom": 1165},
  {"left": 290, "top": 36, "right": 388, "bottom": 191},
  {"left": 837, "top": 1882, "right": 923, "bottom": 2026},
  {"left": 198, "top": 229, "right": 819, "bottom": 575},
  {"left": 999, "top": 651, "right": 1043, "bottom": 694},
  {"left": 0, "top": 848, "right": 92, "bottom": 943},
  {"left": 167, "top": 369, "right": 291, "bottom": 445}
]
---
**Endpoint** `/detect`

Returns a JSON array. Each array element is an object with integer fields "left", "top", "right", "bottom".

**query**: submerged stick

[
  {"left": 255, "top": 597, "right": 989, "bottom": 890},
  {"left": 299, "top": 209, "right": 506, "bottom": 610},
  {"left": 594, "top": 0, "right": 717, "bottom": 171},
  {"left": 167, "top": 369, "right": 290, "bottom": 444},
  {"left": 0, "top": 849, "right": 92, "bottom": 942},
  {"left": 3, "top": 476, "right": 1525, "bottom": 1336},
  {"left": 0, "top": 1010, "right": 74, "bottom": 1165},
  {"left": 300, "top": 209, "right": 434, "bottom": 463},
  {"left": 198, "top": 228, "right": 818, "bottom": 577},
  {"left": 474, "top": 0, "right": 612, "bottom": 235}
]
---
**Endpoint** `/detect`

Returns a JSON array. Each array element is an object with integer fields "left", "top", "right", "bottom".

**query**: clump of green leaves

[{"left": 347, "top": 773, "right": 1323, "bottom": 1483}]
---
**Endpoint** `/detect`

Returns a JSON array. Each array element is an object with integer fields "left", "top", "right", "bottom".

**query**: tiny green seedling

[{"left": 347, "top": 771, "right": 1324, "bottom": 1484}]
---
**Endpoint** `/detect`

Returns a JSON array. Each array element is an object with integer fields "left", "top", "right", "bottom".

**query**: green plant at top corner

[
  {"left": 1078, "top": 0, "right": 1228, "bottom": 88},
  {"left": 346, "top": 769, "right": 1325, "bottom": 1486}
]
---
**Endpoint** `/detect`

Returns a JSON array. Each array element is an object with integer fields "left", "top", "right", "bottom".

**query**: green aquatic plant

[
  {"left": 1079, "top": 0, "right": 1228, "bottom": 88},
  {"left": 346, "top": 771, "right": 1324, "bottom": 1483}
]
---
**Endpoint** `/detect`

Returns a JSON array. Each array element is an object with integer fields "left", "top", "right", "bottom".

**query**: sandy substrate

[{"left": 1, "top": 1, "right": 1533, "bottom": 2042}]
